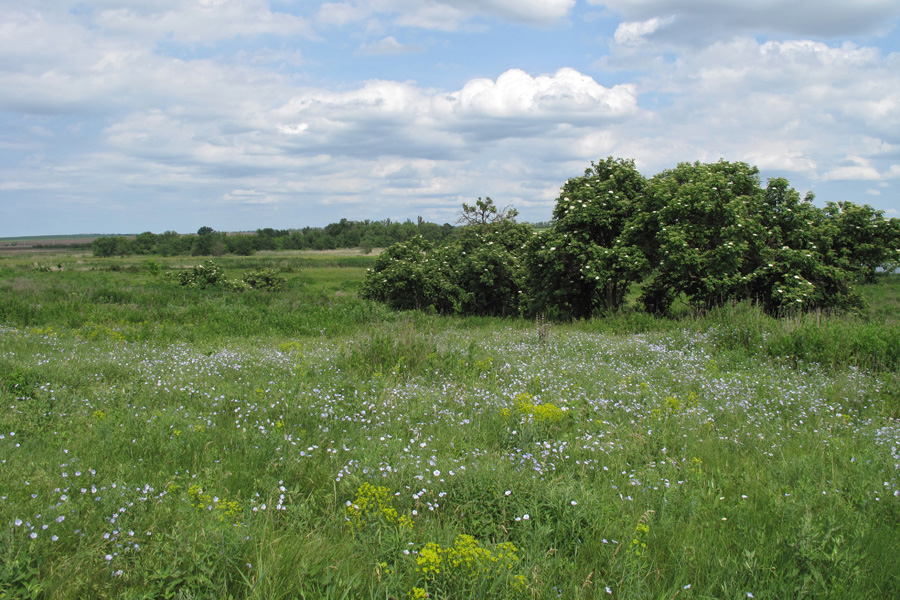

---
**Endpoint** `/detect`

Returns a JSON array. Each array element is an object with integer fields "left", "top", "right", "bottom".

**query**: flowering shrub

[
  {"left": 366, "top": 159, "right": 896, "bottom": 319},
  {"left": 523, "top": 157, "right": 648, "bottom": 318},
  {"left": 242, "top": 268, "right": 286, "bottom": 291},
  {"left": 165, "top": 261, "right": 288, "bottom": 292},
  {"left": 360, "top": 236, "right": 456, "bottom": 312},
  {"left": 167, "top": 260, "right": 247, "bottom": 291}
]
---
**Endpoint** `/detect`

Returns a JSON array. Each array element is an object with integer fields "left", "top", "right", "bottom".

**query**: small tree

[
  {"left": 191, "top": 226, "right": 222, "bottom": 256},
  {"left": 448, "top": 219, "right": 531, "bottom": 316},
  {"left": 457, "top": 197, "right": 519, "bottom": 226},
  {"left": 132, "top": 231, "right": 158, "bottom": 255},
  {"left": 361, "top": 202, "right": 530, "bottom": 316},
  {"left": 225, "top": 233, "right": 257, "bottom": 256}
]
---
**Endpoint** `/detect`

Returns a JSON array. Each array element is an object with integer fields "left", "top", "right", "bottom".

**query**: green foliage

[
  {"left": 92, "top": 236, "right": 130, "bottom": 257},
  {"left": 0, "top": 362, "right": 42, "bottom": 399},
  {"left": 744, "top": 178, "right": 862, "bottom": 314},
  {"left": 636, "top": 160, "right": 764, "bottom": 313},
  {"left": 191, "top": 227, "right": 225, "bottom": 257},
  {"left": 361, "top": 211, "right": 531, "bottom": 316},
  {"left": 241, "top": 268, "right": 285, "bottom": 291},
  {"left": 144, "top": 260, "right": 163, "bottom": 276},
  {"left": 344, "top": 482, "right": 413, "bottom": 532},
  {"left": 821, "top": 201, "right": 900, "bottom": 283},
  {"left": 224, "top": 234, "right": 256, "bottom": 256},
  {"left": 0, "top": 549, "right": 44, "bottom": 598},
  {"left": 83, "top": 219, "right": 458, "bottom": 258},
  {"left": 523, "top": 157, "right": 647, "bottom": 318},
  {"left": 364, "top": 158, "right": 894, "bottom": 320},
  {"left": 360, "top": 236, "right": 449, "bottom": 312},
  {"left": 449, "top": 220, "right": 531, "bottom": 316},
  {"left": 458, "top": 196, "right": 518, "bottom": 226},
  {"left": 167, "top": 260, "right": 247, "bottom": 291},
  {"left": 414, "top": 534, "right": 525, "bottom": 599}
]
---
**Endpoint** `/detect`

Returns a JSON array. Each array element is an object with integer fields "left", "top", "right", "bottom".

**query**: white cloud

[
  {"left": 823, "top": 156, "right": 883, "bottom": 181},
  {"left": 223, "top": 189, "right": 278, "bottom": 205},
  {"left": 454, "top": 0, "right": 575, "bottom": 23},
  {"left": 610, "top": 36, "right": 900, "bottom": 179},
  {"left": 358, "top": 36, "right": 424, "bottom": 55},
  {"left": 447, "top": 68, "right": 637, "bottom": 120},
  {"left": 740, "top": 148, "right": 818, "bottom": 175},
  {"left": 315, "top": 0, "right": 574, "bottom": 30},
  {"left": 265, "top": 68, "right": 637, "bottom": 157},
  {"left": 613, "top": 17, "right": 673, "bottom": 45},
  {"left": 3, "top": 0, "right": 900, "bottom": 235},
  {"left": 317, "top": 2, "right": 369, "bottom": 26},
  {"left": 574, "top": 131, "right": 618, "bottom": 158},
  {"left": 0, "top": 7, "right": 292, "bottom": 116},
  {"left": 93, "top": 0, "right": 314, "bottom": 43},
  {"left": 593, "top": 0, "right": 900, "bottom": 39}
]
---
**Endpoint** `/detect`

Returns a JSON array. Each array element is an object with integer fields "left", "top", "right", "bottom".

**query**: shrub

[
  {"left": 168, "top": 260, "right": 248, "bottom": 291},
  {"left": 360, "top": 236, "right": 462, "bottom": 313},
  {"left": 361, "top": 206, "right": 531, "bottom": 316},
  {"left": 242, "top": 268, "right": 286, "bottom": 291}
]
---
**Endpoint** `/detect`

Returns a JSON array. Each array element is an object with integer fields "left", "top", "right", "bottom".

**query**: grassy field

[{"left": 2, "top": 250, "right": 900, "bottom": 599}]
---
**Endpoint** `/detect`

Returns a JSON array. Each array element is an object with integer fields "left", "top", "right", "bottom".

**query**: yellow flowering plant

[{"left": 414, "top": 534, "right": 526, "bottom": 598}]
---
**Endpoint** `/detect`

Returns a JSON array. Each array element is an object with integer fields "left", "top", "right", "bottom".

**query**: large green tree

[
  {"left": 635, "top": 160, "right": 761, "bottom": 314},
  {"left": 820, "top": 201, "right": 900, "bottom": 283},
  {"left": 742, "top": 179, "right": 861, "bottom": 313},
  {"left": 523, "top": 157, "right": 647, "bottom": 319}
]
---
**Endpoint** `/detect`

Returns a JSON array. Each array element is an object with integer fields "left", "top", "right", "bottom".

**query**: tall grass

[{"left": 2, "top": 254, "right": 900, "bottom": 599}]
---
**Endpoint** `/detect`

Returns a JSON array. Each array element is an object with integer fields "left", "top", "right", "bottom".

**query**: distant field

[{"left": 0, "top": 235, "right": 110, "bottom": 251}]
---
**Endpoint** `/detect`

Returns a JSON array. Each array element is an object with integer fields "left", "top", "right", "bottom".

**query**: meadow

[{"left": 1, "top": 249, "right": 900, "bottom": 599}]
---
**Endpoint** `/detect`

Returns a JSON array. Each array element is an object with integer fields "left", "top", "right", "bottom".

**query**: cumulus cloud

[
  {"left": 453, "top": 0, "right": 575, "bottom": 23},
  {"left": 610, "top": 36, "right": 900, "bottom": 181},
  {"left": 12, "top": 60, "right": 632, "bottom": 225},
  {"left": 317, "top": 2, "right": 369, "bottom": 26},
  {"left": 447, "top": 68, "right": 637, "bottom": 120},
  {"left": 264, "top": 68, "right": 637, "bottom": 160}
]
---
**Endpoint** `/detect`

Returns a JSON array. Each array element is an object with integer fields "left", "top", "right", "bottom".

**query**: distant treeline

[{"left": 92, "top": 218, "right": 457, "bottom": 257}]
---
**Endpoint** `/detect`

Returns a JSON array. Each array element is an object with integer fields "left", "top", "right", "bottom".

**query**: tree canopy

[{"left": 362, "top": 157, "right": 900, "bottom": 319}]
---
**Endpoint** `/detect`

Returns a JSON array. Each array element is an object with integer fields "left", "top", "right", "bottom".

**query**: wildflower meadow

[{"left": 1, "top": 249, "right": 899, "bottom": 599}]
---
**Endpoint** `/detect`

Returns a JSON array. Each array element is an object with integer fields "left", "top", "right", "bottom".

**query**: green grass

[{"left": 2, "top": 252, "right": 900, "bottom": 599}]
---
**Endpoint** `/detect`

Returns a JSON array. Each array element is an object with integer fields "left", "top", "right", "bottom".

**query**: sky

[{"left": 2, "top": 1, "right": 900, "bottom": 237}]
